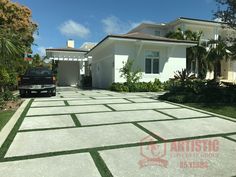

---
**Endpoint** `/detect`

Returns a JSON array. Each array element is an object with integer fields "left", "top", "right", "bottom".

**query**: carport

[{"left": 46, "top": 48, "right": 88, "bottom": 86}]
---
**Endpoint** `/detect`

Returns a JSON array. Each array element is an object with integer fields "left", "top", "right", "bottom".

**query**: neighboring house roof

[
  {"left": 87, "top": 32, "right": 196, "bottom": 55},
  {"left": 128, "top": 17, "right": 224, "bottom": 34},
  {"left": 178, "top": 17, "right": 224, "bottom": 24},
  {"left": 111, "top": 32, "right": 196, "bottom": 44}
]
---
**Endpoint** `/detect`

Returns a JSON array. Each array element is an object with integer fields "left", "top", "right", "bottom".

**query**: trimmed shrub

[
  {"left": 110, "top": 79, "right": 164, "bottom": 92},
  {"left": 159, "top": 79, "right": 236, "bottom": 103},
  {"left": 110, "top": 83, "right": 129, "bottom": 92}
]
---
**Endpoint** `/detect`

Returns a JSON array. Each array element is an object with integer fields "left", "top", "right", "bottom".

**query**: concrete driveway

[{"left": 0, "top": 87, "right": 236, "bottom": 177}]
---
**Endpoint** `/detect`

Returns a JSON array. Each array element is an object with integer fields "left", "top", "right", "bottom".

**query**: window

[
  {"left": 145, "top": 51, "right": 159, "bottom": 74},
  {"left": 154, "top": 30, "right": 161, "bottom": 36}
]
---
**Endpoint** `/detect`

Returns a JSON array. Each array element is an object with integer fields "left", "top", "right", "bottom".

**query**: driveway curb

[{"left": 0, "top": 99, "right": 30, "bottom": 148}]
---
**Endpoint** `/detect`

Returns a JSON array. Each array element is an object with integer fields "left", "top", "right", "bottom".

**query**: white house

[
  {"left": 46, "top": 40, "right": 95, "bottom": 86},
  {"left": 87, "top": 33, "right": 196, "bottom": 88},
  {"left": 87, "top": 17, "right": 236, "bottom": 89}
]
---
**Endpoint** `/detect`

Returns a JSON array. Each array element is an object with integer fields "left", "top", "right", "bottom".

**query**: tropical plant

[
  {"left": 174, "top": 69, "right": 195, "bottom": 84},
  {"left": 206, "top": 36, "right": 231, "bottom": 81},
  {"left": 166, "top": 29, "right": 207, "bottom": 79},
  {"left": 120, "top": 60, "right": 142, "bottom": 85}
]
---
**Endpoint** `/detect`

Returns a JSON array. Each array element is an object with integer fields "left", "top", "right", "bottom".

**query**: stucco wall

[
  {"left": 114, "top": 41, "right": 187, "bottom": 83},
  {"left": 91, "top": 43, "right": 114, "bottom": 88},
  {"left": 229, "top": 60, "right": 236, "bottom": 81}
]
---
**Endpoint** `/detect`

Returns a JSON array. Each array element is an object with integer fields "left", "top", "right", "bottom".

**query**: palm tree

[
  {"left": 0, "top": 29, "right": 24, "bottom": 91},
  {"left": 166, "top": 29, "right": 207, "bottom": 79},
  {"left": 0, "top": 29, "right": 23, "bottom": 66},
  {"left": 206, "top": 37, "right": 230, "bottom": 81}
]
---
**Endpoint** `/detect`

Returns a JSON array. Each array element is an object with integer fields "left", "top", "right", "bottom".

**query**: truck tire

[
  {"left": 49, "top": 88, "right": 56, "bottom": 96},
  {"left": 19, "top": 90, "right": 26, "bottom": 97},
  {"left": 52, "top": 88, "right": 56, "bottom": 96}
]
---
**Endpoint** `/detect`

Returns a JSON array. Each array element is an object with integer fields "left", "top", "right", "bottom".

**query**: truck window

[{"left": 25, "top": 68, "right": 52, "bottom": 77}]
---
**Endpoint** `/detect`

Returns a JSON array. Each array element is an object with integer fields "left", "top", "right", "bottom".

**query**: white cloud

[
  {"left": 102, "top": 16, "right": 155, "bottom": 34},
  {"left": 37, "top": 46, "right": 53, "bottom": 57},
  {"left": 59, "top": 20, "right": 90, "bottom": 38},
  {"left": 33, "top": 33, "right": 40, "bottom": 40},
  {"left": 102, "top": 16, "right": 128, "bottom": 34}
]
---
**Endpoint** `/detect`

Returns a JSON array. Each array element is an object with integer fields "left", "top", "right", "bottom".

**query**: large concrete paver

[
  {"left": 27, "top": 105, "right": 111, "bottom": 116},
  {"left": 139, "top": 117, "right": 236, "bottom": 140},
  {"left": 0, "top": 153, "right": 101, "bottom": 177},
  {"left": 2, "top": 88, "right": 236, "bottom": 177},
  {"left": 77, "top": 110, "right": 173, "bottom": 126},
  {"left": 31, "top": 101, "right": 65, "bottom": 107},
  {"left": 34, "top": 97, "right": 92, "bottom": 102},
  {"left": 68, "top": 98, "right": 130, "bottom": 106},
  {"left": 99, "top": 137, "right": 236, "bottom": 177},
  {"left": 20, "top": 115, "right": 75, "bottom": 130},
  {"left": 108, "top": 102, "right": 179, "bottom": 111},
  {"left": 159, "top": 108, "right": 210, "bottom": 119},
  {"left": 127, "top": 98, "right": 159, "bottom": 103},
  {"left": 92, "top": 96, "right": 142, "bottom": 100},
  {"left": 5, "top": 124, "right": 153, "bottom": 157}
]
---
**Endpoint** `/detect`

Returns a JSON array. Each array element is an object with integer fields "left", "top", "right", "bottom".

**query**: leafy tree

[
  {"left": 0, "top": 0, "right": 37, "bottom": 92},
  {"left": 214, "top": 0, "right": 236, "bottom": 58},
  {"left": 0, "top": 0, "right": 37, "bottom": 50},
  {"left": 32, "top": 54, "right": 43, "bottom": 67},
  {"left": 214, "top": 0, "right": 236, "bottom": 30}
]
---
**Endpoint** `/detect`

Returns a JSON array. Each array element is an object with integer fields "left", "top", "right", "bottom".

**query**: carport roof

[
  {"left": 87, "top": 32, "right": 197, "bottom": 55},
  {"left": 46, "top": 48, "right": 88, "bottom": 61},
  {"left": 46, "top": 48, "right": 88, "bottom": 52}
]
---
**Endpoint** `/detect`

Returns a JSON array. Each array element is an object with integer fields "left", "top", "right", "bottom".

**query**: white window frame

[{"left": 144, "top": 51, "right": 160, "bottom": 74}]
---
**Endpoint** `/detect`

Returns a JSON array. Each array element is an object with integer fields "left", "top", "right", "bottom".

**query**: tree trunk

[{"left": 195, "top": 58, "right": 198, "bottom": 78}]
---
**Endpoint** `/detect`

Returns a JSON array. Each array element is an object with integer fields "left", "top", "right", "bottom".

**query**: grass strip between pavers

[
  {"left": 153, "top": 109, "right": 178, "bottom": 119},
  {"left": 223, "top": 136, "right": 236, "bottom": 143},
  {"left": 133, "top": 122, "right": 165, "bottom": 142},
  {"left": 0, "top": 99, "right": 33, "bottom": 159},
  {"left": 2, "top": 131, "right": 236, "bottom": 163},
  {"left": 16, "top": 116, "right": 212, "bottom": 133},
  {"left": 0, "top": 141, "right": 159, "bottom": 163},
  {"left": 64, "top": 100, "right": 69, "bottom": 106},
  {"left": 26, "top": 100, "right": 167, "bottom": 108},
  {"left": 123, "top": 98, "right": 135, "bottom": 103},
  {"left": 25, "top": 107, "right": 182, "bottom": 117},
  {"left": 90, "top": 151, "right": 113, "bottom": 177},
  {"left": 70, "top": 114, "right": 82, "bottom": 127},
  {"left": 104, "top": 104, "right": 116, "bottom": 111}
]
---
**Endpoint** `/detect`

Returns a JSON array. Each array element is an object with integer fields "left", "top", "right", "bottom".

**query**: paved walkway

[{"left": 0, "top": 87, "right": 236, "bottom": 177}]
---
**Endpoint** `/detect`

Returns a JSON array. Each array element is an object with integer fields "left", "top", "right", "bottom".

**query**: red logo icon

[{"left": 139, "top": 135, "right": 168, "bottom": 168}]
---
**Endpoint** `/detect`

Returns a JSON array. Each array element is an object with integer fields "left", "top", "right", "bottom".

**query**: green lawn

[
  {"left": 185, "top": 103, "right": 236, "bottom": 119},
  {"left": 0, "top": 110, "right": 15, "bottom": 131}
]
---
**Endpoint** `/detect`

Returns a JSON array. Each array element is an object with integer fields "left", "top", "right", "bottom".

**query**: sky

[{"left": 14, "top": 0, "right": 217, "bottom": 56}]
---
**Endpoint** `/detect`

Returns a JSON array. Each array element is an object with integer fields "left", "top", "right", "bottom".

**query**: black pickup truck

[{"left": 18, "top": 67, "right": 56, "bottom": 97}]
